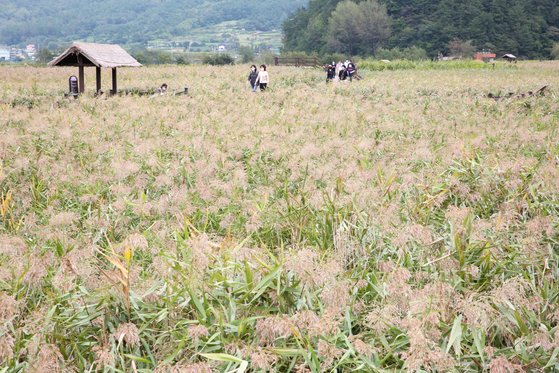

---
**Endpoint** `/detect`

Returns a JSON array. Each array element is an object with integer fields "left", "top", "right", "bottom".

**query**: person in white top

[{"left": 254, "top": 64, "right": 269, "bottom": 91}]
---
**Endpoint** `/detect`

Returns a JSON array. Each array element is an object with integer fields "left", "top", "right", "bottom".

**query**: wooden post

[
  {"left": 111, "top": 68, "right": 117, "bottom": 95},
  {"left": 77, "top": 54, "right": 85, "bottom": 93},
  {"left": 96, "top": 66, "right": 101, "bottom": 94}
]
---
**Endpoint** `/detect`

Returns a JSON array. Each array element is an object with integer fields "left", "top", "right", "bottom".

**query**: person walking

[
  {"left": 248, "top": 65, "right": 259, "bottom": 92},
  {"left": 338, "top": 64, "right": 347, "bottom": 81},
  {"left": 326, "top": 64, "right": 336, "bottom": 83},
  {"left": 346, "top": 60, "right": 356, "bottom": 82},
  {"left": 254, "top": 65, "right": 269, "bottom": 91},
  {"left": 335, "top": 61, "right": 343, "bottom": 81}
]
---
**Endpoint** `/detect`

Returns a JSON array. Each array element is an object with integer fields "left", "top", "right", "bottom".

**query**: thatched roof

[{"left": 49, "top": 42, "right": 141, "bottom": 68}]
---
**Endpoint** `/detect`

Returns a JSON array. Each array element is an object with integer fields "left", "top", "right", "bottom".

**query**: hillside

[
  {"left": 1, "top": 0, "right": 307, "bottom": 50},
  {"left": 283, "top": 0, "right": 559, "bottom": 59}
]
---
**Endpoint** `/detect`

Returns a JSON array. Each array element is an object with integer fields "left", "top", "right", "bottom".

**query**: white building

[
  {"left": 25, "top": 44, "right": 37, "bottom": 59},
  {"left": 10, "top": 47, "right": 25, "bottom": 61},
  {"left": 0, "top": 46, "right": 10, "bottom": 61}
]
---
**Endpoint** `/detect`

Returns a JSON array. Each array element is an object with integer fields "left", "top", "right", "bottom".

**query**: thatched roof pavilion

[{"left": 49, "top": 42, "right": 141, "bottom": 95}]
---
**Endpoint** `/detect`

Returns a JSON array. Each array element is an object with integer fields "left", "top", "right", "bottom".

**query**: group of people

[
  {"left": 245, "top": 59, "right": 358, "bottom": 92},
  {"left": 248, "top": 64, "right": 269, "bottom": 92},
  {"left": 326, "top": 60, "right": 358, "bottom": 82}
]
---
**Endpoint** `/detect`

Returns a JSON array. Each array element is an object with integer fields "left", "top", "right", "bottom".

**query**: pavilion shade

[{"left": 49, "top": 42, "right": 141, "bottom": 68}]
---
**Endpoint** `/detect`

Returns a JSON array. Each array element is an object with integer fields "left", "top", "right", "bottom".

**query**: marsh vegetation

[{"left": 0, "top": 62, "right": 558, "bottom": 372}]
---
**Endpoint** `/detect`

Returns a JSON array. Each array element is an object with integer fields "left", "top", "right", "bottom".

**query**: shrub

[
  {"left": 375, "top": 46, "right": 429, "bottom": 61},
  {"left": 175, "top": 56, "right": 189, "bottom": 65},
  {"left": 238, "top": 46, "right": 255, "bottom": 63},
  {"left": 551, "top": 43, "right": 559, "bottom": 60},
  {"left": 358, "top": 59, "right": 505, "bottom": 71},
  {"left": 259, "top": 51, "right": 276, "bottom": 65},
  {"left": 203, "top": 53, "right": 235, "bottom": 65},
  {"left": 132, "top": 49, "right": 174, "bottom": 65}
]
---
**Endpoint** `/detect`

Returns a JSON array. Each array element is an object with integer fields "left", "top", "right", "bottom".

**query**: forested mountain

[
  {"left": 4, "top": 0, "right": 557, "bottom": 58},
  {"left": 1, "top": 0, "right": 307, "bottom": 47},
  {"left": 283, "top": 0, "right": 559, "bottom": 58}
]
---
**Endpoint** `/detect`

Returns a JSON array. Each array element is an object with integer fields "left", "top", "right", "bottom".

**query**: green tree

[
  {"left": 326, "top": 1, "right": 361, "bottom": 55},
  {"left": 36, "top": 48, "right": 55, "bottom": 64},
  {"left": 282, "top": 8, "right": 313, "bottom": 51},
  {"left": 301, "top": 15, "right": 327, "bottom": 53},
  {"left": 238, "top": 46, "right": 255, "bottom": 63},
  {"left": 551, "top": 43, "right": 559, "bottom": 59},
  {"left": 448, "top": 39, "right": 476, "bottom": 58},
  {"left": 283, "top": 0, "right": 558, "bottom": 59},
  {"left": 356, "top": 0, "right": 392, "bottom": 54},
  {"left": 326, "top": 0, "right": 391, "bottom": 55}
]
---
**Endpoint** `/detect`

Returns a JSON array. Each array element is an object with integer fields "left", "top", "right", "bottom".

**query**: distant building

[
  {"left": 474, "top": 51, "right": 496, "bottom": 62},
  {"left": 0, "top": 46, "right": 10, "bottom": 61},
  {"left": 218, "top": 45, "right": 227, "bottom": 52},
  {"left": 25, "top": 44, "right": 37, "bottom": 59},
  {"left": 10, "top": 47, "right": 25, "bottom": 61},
  {"left": 502, "top": 53, "right": 517, "bottom": 62}
]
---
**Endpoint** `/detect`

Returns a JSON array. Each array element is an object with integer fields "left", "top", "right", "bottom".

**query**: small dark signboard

[{"left": 68, "top": 76, "right": 79, "bottom": 96}]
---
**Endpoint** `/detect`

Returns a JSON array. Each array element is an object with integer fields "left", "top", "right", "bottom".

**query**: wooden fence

[{"left": 273, "top": 56, "right": 320, "bottom": 67}]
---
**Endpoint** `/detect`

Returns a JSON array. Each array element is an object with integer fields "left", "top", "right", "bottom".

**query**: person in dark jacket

[
  {"left": 338, "top": 64, "right": 347, "bottom": 81},
  {"left": 346, "top": 60, "right": 357, "bottom": 81},
  {"left": 248, "top": 65, "right": 259, "bottom": 92},
  {"left": 326, "top": 64, "right": 336, "bottom": 83}
]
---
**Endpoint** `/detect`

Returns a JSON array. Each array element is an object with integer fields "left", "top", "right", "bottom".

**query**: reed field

[{"left": 0, "top": 61, "right": 558, "bottom": 372}]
